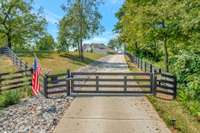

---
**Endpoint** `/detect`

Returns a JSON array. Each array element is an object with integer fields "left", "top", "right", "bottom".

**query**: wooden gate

[
  {"left": 43, "top": 71, "right": 157, "bottom": 97},
  {"left": 70, "top": 72, "right": 155, "bottom": 95}
]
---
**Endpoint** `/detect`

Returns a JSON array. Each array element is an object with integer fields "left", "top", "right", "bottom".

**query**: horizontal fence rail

[
  {"left": 43, "top": 70, "right": 71, "bottom": 97},
  {"left": 156, "top": 72, "right": 177, "bottom": 98},
  {"left": 126, "top": 52, "right": 177, "bottom": 99},
  {"left": 71, "top": 72, "right": 154, "bottom": 94},
  {"left": 43, "top": 70, "right": 157, "bottom": 98},
  {"left": 0, "top": 47, "right": 29, "bottom": 70},
  {"left": 0, "top": 69, "right": 32, "bottom": 92}
]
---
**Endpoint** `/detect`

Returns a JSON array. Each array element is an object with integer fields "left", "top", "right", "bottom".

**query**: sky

[{"left": 33, "top": 0, "right": 124, "bottom": 44}]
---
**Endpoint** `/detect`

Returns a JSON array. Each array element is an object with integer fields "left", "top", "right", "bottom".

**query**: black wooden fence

[
  {"left": 0, "top": 69, "right": 32, "bottom": 92},
  {"left": 43, "top": 71, "right": 71, "bottom": 97},
  {"left": 156, "top": 73, "right": 177, "bottom": 98},
  {"left": 43, "top": 70, "right": 158, "bottom": 98},
  {"left": 0, "top": 47, "right": 29, "bottom": 70},
  {"left": 126, "top": 53, "right": 177, "bottom": 99}
]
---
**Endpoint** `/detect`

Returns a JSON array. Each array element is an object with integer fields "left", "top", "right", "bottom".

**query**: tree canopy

[
  {"left": 58, "top": 0, "right": 104, "bottom": 59},
  {"left": 0, "top": 0, "right": 47, "bottom": 49},
  {"left": 107, "top": 37, "right": 122, "bottom": 51},
  {"left": 115, "top": 0, "right": 200, "bottom": 72},
  {"left": 36, "top": 33, "right": 56, "bottom": 51},
  {"left": 115, "top": 0, "right": 200, "bottom": 117}
]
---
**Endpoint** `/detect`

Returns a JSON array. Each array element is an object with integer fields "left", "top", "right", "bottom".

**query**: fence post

[
  {"left": 124, "top": 76, "right": 127, "bottom": 92},
  {"left": 137, "top": 58, "right": 140, "bottom": 68},
  {"left": 96, "top": 76, "right": 99, "bottom": 91},
  {"left": 159, "top": 68, "right": 162, "bottom": 74},
  {"left": 43, "top": 74, "right": 48, "bottom": 98},
  {"left": 67, "top": 69, "right": 71, "bottom": 96},
  {"left": 150, "top": 73, "right": 153, "bottom": 94},
  {"left": 25, "top": 63, "right": 28, "bottom": 71},
  {"left": 150, "top": 64, "right": 153, "bottom": 73},
  {"left": 152, "top": 71, "right": 157, "bottom": 96},
  {"left": 140, "top": 59, "right": 143, "bottom": 70},
  {"left": 19, "top": 60, "right": 22, "bottom": 70},
  {"left": 144, "top": 62, "right": 147, "bottom": 72},
  {"left": 173, "top": 76, "right": 177, "bottom": 99}
]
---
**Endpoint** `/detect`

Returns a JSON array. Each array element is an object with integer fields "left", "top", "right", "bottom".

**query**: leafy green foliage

[
  {"left": 0, "top": 0, "right": 47, "bottom": 49},
  {"left": 0, "top": 86, "right": 32, "bottom": 108},
  {"left": 58, "top": 0, "right": 104, "bottom": 59},
  {"left": 115, "top": 0, "right": 200, "bottom": 117},
  {"left": 0, "top": 90, "right": 20, "bottom": 107},
  {"left": 36, "top": 34, "right": 56, "bottom": 51},
  {"left": 107, "top": 38, "right": 122, "bottom": 51}
]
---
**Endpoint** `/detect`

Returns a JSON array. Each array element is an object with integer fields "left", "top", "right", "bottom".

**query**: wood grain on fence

[{"left": 0, "top": 69, "right": 32, "bottom": 92}]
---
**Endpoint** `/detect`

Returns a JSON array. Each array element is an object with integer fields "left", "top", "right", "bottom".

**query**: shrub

[
  {"left": 172, "top": 51, "right": 200, "bottom": 117},
  {"left": 0, "top": 90, "right": 20, "bottom": 107}
]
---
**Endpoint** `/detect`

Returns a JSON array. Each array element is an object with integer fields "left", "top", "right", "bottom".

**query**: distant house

[{"left": 83, "top": 43, "right": 114, "bottom": 54}]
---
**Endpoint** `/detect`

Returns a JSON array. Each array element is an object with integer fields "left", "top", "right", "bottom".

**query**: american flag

[{"left": 32, "top": 57, "right": 41, "bottom": 96}]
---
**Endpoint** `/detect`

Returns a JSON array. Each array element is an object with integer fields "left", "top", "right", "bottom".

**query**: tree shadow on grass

[
  {"left": 60, "top": 53, "right": 97, "bottom": 65},
  {"left": 61, "top": 53, "right": 128, "bottom": 69},
  {"left": 16, "top": 52, "right": 54, "bottom": 59}
]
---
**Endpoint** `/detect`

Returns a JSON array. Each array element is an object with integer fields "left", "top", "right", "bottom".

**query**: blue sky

[{"left": 33, "top": 0, "right": 124, "bottom": 44}]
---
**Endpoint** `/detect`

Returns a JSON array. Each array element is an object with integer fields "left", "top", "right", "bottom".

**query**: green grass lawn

[
  {"left": 0, "top": 54, "right": 17, "bottom": 73},
  {"left": 17, "top": 51, "right": 105, "bottom": 74},
  {"left": 125, "top": 55, "right": 200, "bottom": 133},
  {"left": 0, "top": 51, "right": 105, "bottom": 108}
]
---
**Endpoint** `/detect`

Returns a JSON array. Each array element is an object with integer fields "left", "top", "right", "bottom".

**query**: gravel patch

[
  {"left": 0, "top": 55, "right": 112, "bottom": 133},
  {"left": 0, "top": 95, "right": 73, "bottom": 133}
]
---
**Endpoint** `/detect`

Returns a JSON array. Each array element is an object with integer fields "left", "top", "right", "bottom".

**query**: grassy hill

[
  {"left": 0, "top": 55, "right": 17, "bottom": 73},
  {"left": 17, "top": 51, "right": 105, "bottom": 74}
]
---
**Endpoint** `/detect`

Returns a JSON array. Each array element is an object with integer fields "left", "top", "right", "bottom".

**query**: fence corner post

[
  {"left": 67, "top": 69, "right": 71, "bottom": 96},
  {"left": 43, "top": 74, "right": 48, "bottom": 98}
]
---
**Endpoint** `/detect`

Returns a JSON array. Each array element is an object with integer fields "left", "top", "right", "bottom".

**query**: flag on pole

[{"left": 32, "top": 57, "right": 41, "bottom": 96}]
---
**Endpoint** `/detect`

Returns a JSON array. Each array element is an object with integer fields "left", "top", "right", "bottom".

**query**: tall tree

[
  {"left": 36, "top": 34, "right": 56, "bottom": 51},
  {"left": 58, "top": 0, "right": 104, "bottom": 60},
  {"left": 115, "top": 0, "right": 185, "bottom": 72},
  {"left": 107, "top": 37, "right": 122, "bottom": 51},
  {"left": 0, "top": 0, "right": 47, "bottom": 49}
]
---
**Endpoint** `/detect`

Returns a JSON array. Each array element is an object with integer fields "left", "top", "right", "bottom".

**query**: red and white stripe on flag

[{"left": 32, "top": 59, "right": 42, "bottom": 96}]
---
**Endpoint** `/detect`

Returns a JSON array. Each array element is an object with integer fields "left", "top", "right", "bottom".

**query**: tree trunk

[
  {"left": 80, "top": 38, "right": 84, "bottom": 61},
  {"left": 78, "top": 42, "right": 81, "bottom": 57},
  {"left": 163, "top": 37, "right": 169, "bottom": 72},
  {"left": 78, "top": 0, "right": 84, "bottom": 61},
  {"left": 7, "top": 32, "right": 12, "bottom": 48},
  {"left": 153, "top": 39, "right": 158, "bottom": 61}
]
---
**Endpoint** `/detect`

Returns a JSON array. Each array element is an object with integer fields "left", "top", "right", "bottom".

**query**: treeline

[
  {"left": 0, "top": 0, "right": 103, "bottom": 60},
  {"left": 115, "top": 0, "right": 200, "bottom": 117}
]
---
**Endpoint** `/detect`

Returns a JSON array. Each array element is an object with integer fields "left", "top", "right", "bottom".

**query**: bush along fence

[
  {"left": 126, "top": 53, "right": 177, "bottom": 99},
  {"left": 0, "top": 69, "right": 32, "bottom": 93},
  {"left": 0, "top": 47, "right": 29, "bottom": 70}
]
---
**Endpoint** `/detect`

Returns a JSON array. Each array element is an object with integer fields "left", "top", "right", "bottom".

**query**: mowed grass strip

[
  {"left": 0, "top": 54, "right": 17, "bottom": 73},
  {"left": 125, "top": 55, "right": 200, "bottom": 133},
  {"left": 18, "top": 52, "right": 105, "bottom": 74}
]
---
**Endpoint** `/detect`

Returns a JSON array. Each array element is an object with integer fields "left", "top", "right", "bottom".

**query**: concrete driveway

[{"left": 53, "top": 54, "right": 170, "bottom": 133}]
